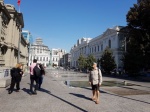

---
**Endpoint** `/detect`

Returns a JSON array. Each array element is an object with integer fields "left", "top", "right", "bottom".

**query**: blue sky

[{"left": 5, "top": 0, "right": 137, "bottom": 52}]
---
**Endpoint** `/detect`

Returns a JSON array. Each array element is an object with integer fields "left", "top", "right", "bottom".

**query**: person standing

[
  {"left": 29, "top": 59, "right": 39, "bottom": 95},
  {"left": 8, "top": 63, "right": 23, "bottom": 94},
  {"left": 39, "top": 64, "right": 45, "bottom": 89},
  {"left": 89, "top": 62, "right": 102, "bottom": 104}
]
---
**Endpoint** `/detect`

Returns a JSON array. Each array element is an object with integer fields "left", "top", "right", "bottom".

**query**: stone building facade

[
  {"left": 70, "top": 26, "right": 125, "bottom": 70},
  {"left": 0, "top": 1, "right": 28, "bottom": 80}
]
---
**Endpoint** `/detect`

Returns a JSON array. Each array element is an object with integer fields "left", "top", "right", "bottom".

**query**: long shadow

[
  {"left": 82, "top": 87, "right": 150, "bottom": 104},
  {"left": 22, "top": 88, "right": 32, "bottom": 95},
  {"left": 49, "top": 93, "right": 88, "bottom": 112},
  {"left": 69, "top": 93, "right": 91, "bottom": 101},
  {"left": 24, "top": 82, "right": 87, "bottom": 111},
  {"left": 101, "top": 90, "right": 150, "bottom": 104},
  {"left": 38, "top": 88, "right": 51, "bottom": 94}
]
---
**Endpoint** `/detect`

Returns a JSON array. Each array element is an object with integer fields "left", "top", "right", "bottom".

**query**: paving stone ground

[{"left": 0, "top": 68, "right": 150, "bottom": 112}]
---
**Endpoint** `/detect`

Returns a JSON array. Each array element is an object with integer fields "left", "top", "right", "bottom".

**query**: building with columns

[
  {"left": 29, "top": 38, "right": 50, "bottom": 66},
  {"left": 70, "top": 38, "right": 92, "bottom": 67},
  {"left": 0, "top": 2, "right": 27, "bottom": 69},
  {"left": 70, "top": 26, "right": 125, "bottom": 70},
  {"left": 0, "top": 1, "right": 28, "bottom": 87}
]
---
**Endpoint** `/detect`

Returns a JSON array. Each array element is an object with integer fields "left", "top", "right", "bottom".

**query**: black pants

[
  {"left": 39, "top": 76, "right": 43, "bottom": 88},
  {"left": 9, "top": 78, "right": 20, "bottom": 92},
  {"left": 30, "top": 75, "right": 39, "bottom": 92}
]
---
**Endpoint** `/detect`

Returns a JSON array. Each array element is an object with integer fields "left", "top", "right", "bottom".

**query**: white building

[
  {"left": 70, "top": 38, "right": 92, "bottom": 67},
  {"left": 70, "top": 26, "right": 125, "bottom": 70},
  {"left": 50, "top": 48, "right": 66, "bottom": 66},
  {"left": 29, "top": 38, "right": 50, "bottom": 66}
]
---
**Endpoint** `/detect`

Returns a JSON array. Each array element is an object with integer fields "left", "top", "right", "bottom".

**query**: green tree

[
  {"left": 100, "top": 47, "right": 116, "bottom": 74},
  {"left": 126, "top": 0, "right": 150, "bottom": 71},
  {"left": 86, "top": 54, "right": 96, "bottom": 71},
  {"left": 78, "top": 54, "right": 86, "bottom": 71}
]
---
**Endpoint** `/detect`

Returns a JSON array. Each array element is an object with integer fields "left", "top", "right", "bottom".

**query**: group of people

[
  {"left": 8, "top": 59, "right": 102, "bottom": 104},
  {"left": 8, "top": 59, "right": 45, "bottom": 95}
]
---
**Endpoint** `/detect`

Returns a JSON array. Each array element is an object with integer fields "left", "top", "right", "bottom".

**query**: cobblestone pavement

[{"left": 0, "top": 68, "right": 150, "bottom": 112}]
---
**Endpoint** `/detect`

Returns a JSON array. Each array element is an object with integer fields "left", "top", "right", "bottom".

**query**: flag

[{"left": 17, "top": 0, "right": 21, "bottom": 6}]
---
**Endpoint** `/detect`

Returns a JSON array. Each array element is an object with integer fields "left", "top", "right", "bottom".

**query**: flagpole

[
  {"left": 18, "top": 5, "right": 20, "bottom": 13},
  {"left": 17, "top": 0, "right": 21, "bottom": 13}
]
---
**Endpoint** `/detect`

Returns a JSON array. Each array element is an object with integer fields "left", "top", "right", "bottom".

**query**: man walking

[{"left": 29, "top": 59, "right": 39, "bottom": 95}]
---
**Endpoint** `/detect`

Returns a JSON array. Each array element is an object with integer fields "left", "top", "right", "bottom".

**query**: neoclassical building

[
  {"left": 29, "top": 38, "right": 50, "bottom": 66},
  {"left": 0, "top": 1, "right": 28, "bottom": 82},
  {"left": 70, "top": 26, "right": 125, "bottom": 70},
  {"left": 0, "top": 2, "right": 27, "bottom": 68}
]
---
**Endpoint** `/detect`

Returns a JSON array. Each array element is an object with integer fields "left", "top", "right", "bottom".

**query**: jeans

[
  {"left": 39, "top": 75, "right": 43, "bottom": 88},
  {"left": 30, "top": 75, "right": 39, "bottom": 92}
]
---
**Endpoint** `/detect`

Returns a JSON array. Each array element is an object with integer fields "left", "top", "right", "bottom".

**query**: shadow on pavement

[
  {"left": 69, "top": 93, "right": 91, "bottom": 101},
  {"left": 38, "top": 88, "right": 51, "bottom": 94},
  {"left": 82, "top": 87, "right": 150, "bottom": 104},
  {"left": 49, "top": 93, "right": 88, "bottom": 112},
  {"left": 100, "top": 90, "right": 150, "bottom": 105},
  {"left": 22, "top": 88, "right": 31, "bottom": 95}
]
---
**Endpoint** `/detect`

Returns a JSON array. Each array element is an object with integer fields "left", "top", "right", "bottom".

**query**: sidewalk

[{"left": 0, "top": 69, "right": 149, "bottom": 112}]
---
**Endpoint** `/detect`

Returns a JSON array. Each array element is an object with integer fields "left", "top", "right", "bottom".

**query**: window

[
  {"left": 37, "top": 57, "right": 39, "bottom": 61},
  {"left": 101, "top": 44, "right": 103, "bottom": 51}
]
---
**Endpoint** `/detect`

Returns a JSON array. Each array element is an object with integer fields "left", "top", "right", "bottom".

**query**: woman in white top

[{"left": 89, "top": 62, "right": 102, "bottom": 104}]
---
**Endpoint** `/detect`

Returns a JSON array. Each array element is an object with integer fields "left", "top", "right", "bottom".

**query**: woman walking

[{"left": 8, "top": 63, "right": 23, "bottom": 94}]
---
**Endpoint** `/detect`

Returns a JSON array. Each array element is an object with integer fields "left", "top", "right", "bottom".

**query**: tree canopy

[
  {"left": 100, "top": 47, "right": 116, "bottom": 74},
  {"left": 122, "top": 0, "right": 150, "bottom": 75}
]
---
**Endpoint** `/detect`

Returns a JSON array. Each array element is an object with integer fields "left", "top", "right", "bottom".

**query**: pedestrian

[
  {"left": 89, "top": 62, "right": 103, "bottom": 104},
  {"left": 39, "top": 64, "right": 45, "bottom": 89},
  {"left": 29, "top": 59, "right": 40, "bottom": 95},
  {"left": 8, "top": 63, "right": 23, "bottom": 94}
]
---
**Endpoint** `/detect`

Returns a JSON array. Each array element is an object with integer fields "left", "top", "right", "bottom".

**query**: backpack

[
  {"left": 33, "top": 65, "right": 41, "bottom": 77},
  {"left": 11, "top": 68, "right": 20, "bottom": 78}
]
